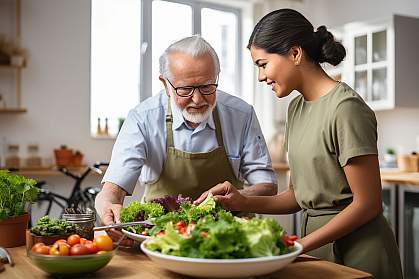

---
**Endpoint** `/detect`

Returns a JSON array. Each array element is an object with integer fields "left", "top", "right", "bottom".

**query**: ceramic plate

[
  {"left": 121, "top": 229, "right": 150, "bottom": 243},
  {"left": 141, "top": 240, "right": 302, "bottom": 278}
]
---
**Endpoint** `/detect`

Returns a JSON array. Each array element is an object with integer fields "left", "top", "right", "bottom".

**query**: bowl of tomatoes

[{"left": 28, "top": 234, "right": 115, "bottom": 275}]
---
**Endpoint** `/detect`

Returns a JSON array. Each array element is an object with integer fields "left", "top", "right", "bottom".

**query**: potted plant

[
  {"left": 0, "top": 170, "right": 39, "bottom": 247},
  {"left": 72, "top": 150, "right": 84, "bottom": 167},
  {"left": 54, "top": 145, "right": 73, "bottom": 167},
  {"left": 0, "top": 36, "right": 27, "bottom": 67},
  {"left": 26, "top": 216, "right": 77, "bottom": 250}
]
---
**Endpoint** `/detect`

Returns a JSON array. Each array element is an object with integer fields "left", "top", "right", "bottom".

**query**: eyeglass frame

[{"left": 165, "top": 77, "right": 218, "bottom": 97}]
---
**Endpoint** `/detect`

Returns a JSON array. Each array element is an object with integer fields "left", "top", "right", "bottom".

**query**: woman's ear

[{"left": 289, "top": 46, "right": 303, "bottom": 66}]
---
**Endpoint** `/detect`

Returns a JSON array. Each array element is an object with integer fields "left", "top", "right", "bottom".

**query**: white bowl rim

[
  {"left": 140, "top": 239, "right": 302, "bottom": 264},
  {"left": 121, "top": 228, "right": 150, "bottom": 240}
]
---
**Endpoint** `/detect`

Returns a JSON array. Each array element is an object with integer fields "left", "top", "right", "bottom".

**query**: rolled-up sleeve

[
  {"left": 102, "top": 109, "right": 148, "bottom": 194},
  {"left": 240, "top": 108, "right": 277, "bottom": 185}
]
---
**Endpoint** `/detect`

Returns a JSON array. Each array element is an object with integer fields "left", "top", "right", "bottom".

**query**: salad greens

[
  {"left": 120, "top": 201, "right": 165, "bottom": 233},
  {"left": 146, "top": 208, "right": 291, "bottom": 259},
  {"left": 121, "top": 193, "right": 295, "bottom": 259},
  {"left": 0, "top": 170, "right": 39, "bottom": 220},
  {"left": 30, "top": 216, "right": 77, "bottom": 236}
]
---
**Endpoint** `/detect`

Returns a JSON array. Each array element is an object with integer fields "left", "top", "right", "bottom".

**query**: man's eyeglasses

[{"left": 166, "top": 78, "right": 218, "bottom": 97}]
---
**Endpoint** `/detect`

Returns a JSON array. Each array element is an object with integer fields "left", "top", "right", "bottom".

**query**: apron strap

[
  {"left": 212, "top": 106, "right": 224, "bottom": 147},
  {"left": 166, "top": 97, "right": 174, "bottom": 149}
]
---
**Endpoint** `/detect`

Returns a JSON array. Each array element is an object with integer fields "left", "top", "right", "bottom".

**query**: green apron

[
  {"left": 143, "top": 101, "right": 243, "bottom": 202},
  {"left": 301, "top": 207, "right": 403, "bottom": 279}
]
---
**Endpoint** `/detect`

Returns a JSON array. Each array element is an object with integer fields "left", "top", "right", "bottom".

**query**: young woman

[{"left": 195, "top": 8, "right": 403, "bottom": 278}]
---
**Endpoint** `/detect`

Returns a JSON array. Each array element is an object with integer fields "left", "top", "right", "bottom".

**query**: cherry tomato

[
  {"left": 50, "top": 242, "right": 70, "bottom": 256},
  {"left": 32, "top": 243, "right": 50, "bottom": 255},
  {"left": 70, "top": 244, "right": 90, "bottom": 256},
  {"left": 54, "top": 239, "right": 67, "bottom": 245},
  {"left": 67, "top": 234, "right": 81, "bottom": 246},
  {"left": 96, "top": 251, "right": 107, "bottom": 254},
  {"left": 175, "top": 220, "right": 185, "bottom": 228},
  {"left": 156, "top": 231, "right": 165, "bottom": 237},
  {"left": 93, "top": 235, "right": 113, "bottom": 251},
  {"left": 84, "top": 242, "right": 98, "bottom": 254},
  {"left": 199, "top": 231, "right": 209, "bottom": 238},
  {"left": 79, "top": 238, "right": 88, "bottom": 245}
]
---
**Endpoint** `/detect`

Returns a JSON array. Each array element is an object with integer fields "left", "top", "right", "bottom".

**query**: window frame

[{"left": 140, "top": 0, "right": 242, "bottom": 101}]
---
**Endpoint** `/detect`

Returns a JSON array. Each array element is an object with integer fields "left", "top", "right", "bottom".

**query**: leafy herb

[
  {"left": 30, "top": 216, "right": 77, "bottom": 236},
  {"left": 0, "top": 170, "right": 39, "bottom": 220}
]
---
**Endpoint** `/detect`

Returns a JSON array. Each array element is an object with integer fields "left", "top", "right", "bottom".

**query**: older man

[{"left": 95, "top": 35, "right": 277, "bottom": 239}]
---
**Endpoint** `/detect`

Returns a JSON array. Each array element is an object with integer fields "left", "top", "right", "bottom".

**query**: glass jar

[
  {"left": 62, "top": 212, "right": 95, "bottom": 240},
  {"left": 26, "top": 144, "right": 42, "bottom": 168},
  {"left": 5, "top": 144, "right": 20, "bottom": 169}
]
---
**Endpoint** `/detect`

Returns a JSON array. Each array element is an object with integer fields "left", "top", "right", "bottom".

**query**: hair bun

[{"left": 315, "top": 25, "right": 346, "bottom": 66}]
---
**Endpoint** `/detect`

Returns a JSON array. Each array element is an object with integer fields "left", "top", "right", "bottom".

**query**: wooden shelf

[
  {"left": 0, "top": 64, "right": 25, "bottom": 69},
  {"left": 0, "top": 108, "right": 27, "bottom": 113}
]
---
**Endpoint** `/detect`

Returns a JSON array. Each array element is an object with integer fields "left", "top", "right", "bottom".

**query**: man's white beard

[{"left": 170, "top": 90, "right": 215, "bottom": 124}]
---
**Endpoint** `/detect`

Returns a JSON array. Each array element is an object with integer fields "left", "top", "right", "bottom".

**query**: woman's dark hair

[{"left": 248, "top": 9, "right": 346, "bottom": 66}]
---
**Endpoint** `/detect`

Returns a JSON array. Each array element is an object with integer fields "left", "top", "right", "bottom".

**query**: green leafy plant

[
  {"left": 386, "top": 148, "right": 396, "bottom": 155},
  {"left": 30, "top": 216, "right": 77, "bottom": 236},
  {"left": 0, "top": 170, "right": 39, "bottom": 221}
]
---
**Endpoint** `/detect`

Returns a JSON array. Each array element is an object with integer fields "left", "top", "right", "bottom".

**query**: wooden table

[
  {"left": 1, "top": 246, "right": 372, "bottom": 279},
  {"left": 380, "top": 170, "right": 419, "bottom": 186}
]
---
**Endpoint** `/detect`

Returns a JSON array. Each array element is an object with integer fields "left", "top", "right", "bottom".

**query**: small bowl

[{"left": 28, "top": 249, "right": 115, "bottom": 275}]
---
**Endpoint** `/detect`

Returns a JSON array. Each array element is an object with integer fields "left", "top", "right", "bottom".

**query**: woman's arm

[
  {"left": 195, "top": 178, "right": 301, "bottom": 214},
  {"left": 297, "top": 154, "right": 383, "bottom": 253}
]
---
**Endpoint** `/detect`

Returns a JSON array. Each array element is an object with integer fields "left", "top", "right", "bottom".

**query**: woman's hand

[{"left": 194, "top": 181, "right": 248, "bottom": 212}]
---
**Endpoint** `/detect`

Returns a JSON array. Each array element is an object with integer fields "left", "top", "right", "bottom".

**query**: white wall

[{"left": 0, "top": 0, "right": 115, "bottom": 166}]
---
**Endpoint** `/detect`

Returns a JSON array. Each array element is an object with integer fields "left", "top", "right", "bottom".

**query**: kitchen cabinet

[
  {"left": 0, "top": 0, "right": 26, "bottom": 114},
  {"left": 328, "top": 15, "right": 419, "bottom": 111}
]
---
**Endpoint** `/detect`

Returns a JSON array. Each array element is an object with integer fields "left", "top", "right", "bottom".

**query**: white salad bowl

[
  {"left": 141, "top": 240, "right": 302, "bottom": 278},
  {"left": 121, "top": 229, "right": 150, "bottom": 243}
]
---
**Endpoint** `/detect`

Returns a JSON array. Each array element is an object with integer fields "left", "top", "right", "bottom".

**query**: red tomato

[
  {"left": 70, "top": 244, "right": 90, "bottom": 256},
  {"left": 93, "top": 235, "right": 113, "bottom": 251},
  {"left": 199, "top": 231, "right": 209, "bottom": 238},
  {"left": 67, "top": 234, "right": 81, "bottom": 246},
  {"left": 175, "top": 220, "right": 185, "bottom": 228},
  {"left": 84, "top": 242, "right": 98, "bottom": 254},
  {"left": 32, "top": 243, "right": 50, "bottom": 255}
]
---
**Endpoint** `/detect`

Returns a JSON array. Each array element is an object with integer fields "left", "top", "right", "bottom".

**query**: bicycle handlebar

[{"left": 58, "top": 162, "right": 109, "bottom": 180}]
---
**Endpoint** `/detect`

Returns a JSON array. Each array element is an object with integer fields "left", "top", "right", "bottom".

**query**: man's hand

[
  {"left": 194, "top": 181, "right": 248, "bottom": 212},
  {"left": 96, "top": 182, "right": 133, "bottom": 246}
]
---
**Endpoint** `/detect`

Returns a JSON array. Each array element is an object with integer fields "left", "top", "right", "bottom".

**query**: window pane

[
  {"left": 152, "top": 1, "right": 192, "bottom": 95},
  {"left": 372, "top": 30, "right": 387, "bottom": 62},
  {"left": 355, "top": 70, "right": 368, "bottom": 100},
  {"left": 372, "top": 67, "right": 387, "bottom": 101},
  {"left": 355, "top": 35, "right": 367, "bottom": 65},
  {"left": 91, "top": 0, "right": 141, "bottom": 136},
  {"left": 201, "top": 8, "right": 238, "bottom": 96}
]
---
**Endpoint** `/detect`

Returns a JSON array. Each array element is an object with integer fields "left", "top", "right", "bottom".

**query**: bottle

[
  {"left": 96, "top": 117, "right": 102, "bottom": 135},
  {"left": 26, "top": 144, "right": 42, "bottom": 168},
  {"left": 104, "top": 118, "right": 109, "bottom": 136}
]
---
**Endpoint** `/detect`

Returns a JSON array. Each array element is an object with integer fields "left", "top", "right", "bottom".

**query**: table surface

[{"left": 0, "top": 246, "right": 372, "bottom": 279}]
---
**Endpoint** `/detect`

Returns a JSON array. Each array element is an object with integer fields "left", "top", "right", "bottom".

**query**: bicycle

[{"left": 30, "top": 162, "right": 109, "bottom": 226}]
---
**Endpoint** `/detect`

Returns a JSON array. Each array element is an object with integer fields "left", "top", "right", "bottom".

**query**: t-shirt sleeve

[{"left": 333, "top": 98, "right": 378, "bottom": 167}]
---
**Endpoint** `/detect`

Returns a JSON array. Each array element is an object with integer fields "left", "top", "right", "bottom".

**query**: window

[
  {"left": 90, "top": 0, "right": 141, "bottom": 136},
  {"left": 91, "top": 0, "right": 242, "bottom": 137}
]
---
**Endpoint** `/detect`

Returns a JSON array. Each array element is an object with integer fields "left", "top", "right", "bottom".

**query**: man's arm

[{"left": 239, "top": 182, "right": 277, "bottom": 196}]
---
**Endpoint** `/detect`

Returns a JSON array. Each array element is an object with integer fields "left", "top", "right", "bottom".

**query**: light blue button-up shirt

[{"left": 103, "top": 90, "right": 277, "bottom": 194}]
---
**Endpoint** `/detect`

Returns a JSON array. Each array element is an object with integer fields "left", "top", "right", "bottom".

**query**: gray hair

[{"left": 159, "top": 35, "right": 220, "bottom": 79}]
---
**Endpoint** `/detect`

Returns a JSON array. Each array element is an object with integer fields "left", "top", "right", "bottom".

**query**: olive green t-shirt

[{"left": 285, "top": 82, "right": 378, "bottom": 210}]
